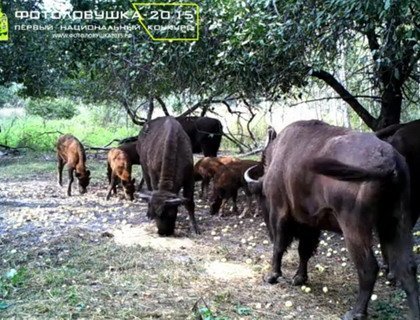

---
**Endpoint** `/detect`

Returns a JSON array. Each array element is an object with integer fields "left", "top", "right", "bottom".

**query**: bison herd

[{"left": 55, "top": 115, "right": 419, "bottom": 319}]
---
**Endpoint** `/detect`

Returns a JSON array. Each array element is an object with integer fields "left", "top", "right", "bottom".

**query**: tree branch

[
  {"left": 155, "top": 96, "right": 170, "bottom": 116},
  {"left": 120, "top": 98, "right": 145, "bottom": 126},
  {"left": 147, "top": 97, "right": 154, "bottom": 121},
  {"left": 289, "top": 95, "right": 382, "bottom": 108},
  {"left": 310, "top": 69, "right": 378, "bottom": 130},
  {"left": 179, "top": 98, "right": 213, "bottom": 117}
]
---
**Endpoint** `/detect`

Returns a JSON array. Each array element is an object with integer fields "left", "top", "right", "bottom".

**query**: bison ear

[
  {"left": 131, "top": 178, "right": 136, "bottom": 184},
  {"left": 86, "top": 170, "right": 91, "bottom": 177}
]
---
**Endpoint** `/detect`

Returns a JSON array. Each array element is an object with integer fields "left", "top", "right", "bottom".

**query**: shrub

[{"left": 26, "top": 98, "right": 78, "bottom": 120}]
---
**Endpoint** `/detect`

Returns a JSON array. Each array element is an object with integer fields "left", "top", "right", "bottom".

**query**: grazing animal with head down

[
  {"left": 137, "top": 116, "right": 200, "bottom": 236},
  {"left": 194, "top": 156, "right": 239, "bottom": 198},
  {"left": 245, "top": 120, "right": 419, "bottom": 320},
  {"left": 106, "top": 148, "right": 135, "bottom": 201},
  {"left": 56, "top": 134, "right": 91, "bottom": 196},
  {"left": 210, "top": 159, "right": 260, "bottom": 216}
]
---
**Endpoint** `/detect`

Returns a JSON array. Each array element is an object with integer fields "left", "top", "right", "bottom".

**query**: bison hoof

[
  {"left": 292, "top": 274, "right": 308, "bottom": 286},
  {"left": 342, "top": 311, "right": 367, "bottom": 320},
  {"left": 264, "top": 272, "right": 282, "bottom": 284}
]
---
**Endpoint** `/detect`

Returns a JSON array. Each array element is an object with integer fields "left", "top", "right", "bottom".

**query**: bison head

[
  {"left": 139, "top": 190, "right": 186, "bottom": 236},
  {"left": 75, "top": 170, "right": 91, "bottom": 194},
  {"left": 122, "top": 178, "right": 136, "bottom": 201}
]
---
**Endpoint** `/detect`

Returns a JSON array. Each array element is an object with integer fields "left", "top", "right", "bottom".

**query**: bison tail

[{"left": 308, "top": 158, "right": 391, "bottom": 181}]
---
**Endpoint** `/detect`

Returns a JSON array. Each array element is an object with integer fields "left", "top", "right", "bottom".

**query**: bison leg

[
  {"left": 239, "top": 188, "right": 253, "bottom": 218},
  {"left": 183, "top": 179, "right": 200, "bottom": 234},
  {"left": 210, "top": 196, "right": 223, "bottom": 215},
  {"left": 106, "top": 173, "right": 117, "bottom": 200},
  {"left": 200, "top": 177, "right": 210, "bottom": 199},
  {"left": 265, "top": 217, "right": 295, "bottom": 284},
  {"left": 67, "top": 167, "right": 75, "bottom": 196},
  {"left": 141, "top": 167, "right": 152, "bottom": 191},
  {"left": 201, "top": 137, "right": 220, "bottom": 157},
  {"left": 378, "top": 225, "right": 420, "bottom": 319},
  {"left": 293, "top": 226, "right": 320, "bottom": 286},
  {"left": 137, "top": 178, "right": 145, "bottom": 191},
  {"left": 231, "top": 190, "right": 238, "bottom": 213},
  {"left": 342, "top": 229, "right": 378, "bottom": 320},
  {"left": 57, "top": 156, "right": 64, "bottom": 187}
]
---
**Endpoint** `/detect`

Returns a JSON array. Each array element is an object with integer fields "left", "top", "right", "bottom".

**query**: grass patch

[{"left": 0, "top": 154, "right": 56, "bottom": 179}]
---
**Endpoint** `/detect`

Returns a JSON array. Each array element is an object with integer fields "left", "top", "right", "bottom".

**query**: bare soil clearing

[{"left": 0, "top": 154, "right": 418, "bottom": 319}]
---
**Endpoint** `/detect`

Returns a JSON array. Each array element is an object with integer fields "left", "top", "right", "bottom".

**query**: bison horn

[
  {"left": 244, "top": 165, "right": 263, "bottom": 194},
  {"left": 244, "top": 165, "right": 259, "bottom": 183},
  {"left": 138, "top": 191, "right": 152, "bottom": 201},
  {"left": 164, "top": 198, "right": 185, "bottom": 206}
]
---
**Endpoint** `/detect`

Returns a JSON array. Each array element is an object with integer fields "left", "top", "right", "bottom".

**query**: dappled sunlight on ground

[
  {"left": 113, "top": 224, "right": 195, "bottom": 250},
  {"left": 1, "top": 155, "right": 418, "bottom": 319},
  {"left": 204, "top": 261, "right": 255, "bottom": 280}
]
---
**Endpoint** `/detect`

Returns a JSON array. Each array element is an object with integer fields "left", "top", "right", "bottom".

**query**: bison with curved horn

[
  {"left": 245, "top": 120, "right": 419, "bottom": 320},
  {"left": 136, "top": 116, "right": 200, "bottom": 236}
]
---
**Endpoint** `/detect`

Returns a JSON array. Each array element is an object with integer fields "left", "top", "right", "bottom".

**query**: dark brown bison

[
  {"left": 210, "top": 159, "right": 260, "bottom": 216},
  {"left": 194, "top": 156, "right": 239, "bottom": 198},
  {"left": 120, "top": 117, "right": 223, "bottom": 157},
  {"left": 56, "top": 134, "right": 91, "bottom": 196},
  {"left": 245, "top": 120, "right": 419, "bottom": 320},
  {"left": 137, "top": 116, "right": 200, "bottom": 236},
  {"left": 376, "top": 119, "right": 420, "bottom": 226},
  {"left": 106, "top": 148, "right": 135, "bottom": 201},
  {"left": 176, "top": 117, "right": 223, "bottom": 157}
]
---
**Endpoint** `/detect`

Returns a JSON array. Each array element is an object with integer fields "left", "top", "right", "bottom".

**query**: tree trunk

[
  {"left": 377, "top": 86, "right": 402, "bottom": 129},
  {"left": 311, "top": 69, "right": 404, "bottom": 131},
  {"left": 310, "top": 69, "right": 378, "bottom": 130}
]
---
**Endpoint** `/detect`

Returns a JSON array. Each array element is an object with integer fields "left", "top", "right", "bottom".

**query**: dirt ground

[{"left": 1, "top": 153, "right": 419, "bottom": 320}]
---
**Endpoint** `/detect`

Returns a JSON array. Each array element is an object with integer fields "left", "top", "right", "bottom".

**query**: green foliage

[
  {"left": 0, "top": 0, "right": 418, "bottom": 126},
  {"left": 0, "top": 105, "right": 138, "bottom": 151},
  {"left": 234, "top": 304, "right": 252, "bottom": 316},
  {"left": 196, "top": 306, "right": 230, "bottom": 320},
  {"left": 1, "top": 268, "right": 28, "bottom": 299},
  {"left": 26, "top": 98, "right": 78, "bottom": 120},
  {"left": 0, "top": 83, "right": 25, "bottom": 108}
]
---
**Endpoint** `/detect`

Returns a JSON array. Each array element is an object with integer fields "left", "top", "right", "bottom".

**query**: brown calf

[
  {"left": 106, "top": 148, "right": 135, "bottom": 201},
  {"left": 194, "top": 156, "right": 239, "bottom": 198},
  {"left": 56, "top": 134, "right": 91, "bottom": 196},
  {"left": 210, "top": 159, "right": 260, "bottom": 215}
]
